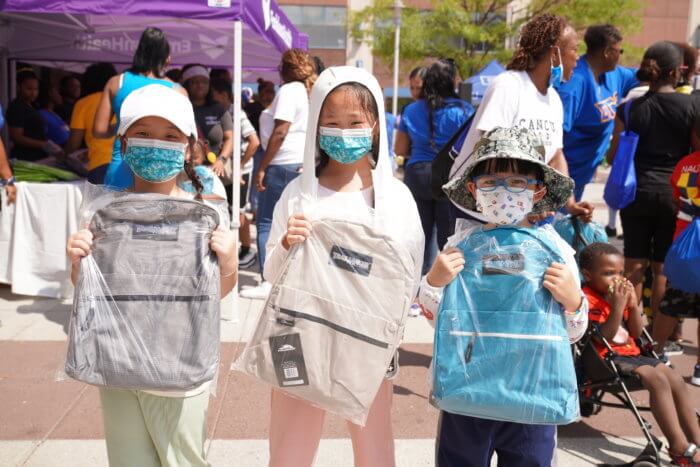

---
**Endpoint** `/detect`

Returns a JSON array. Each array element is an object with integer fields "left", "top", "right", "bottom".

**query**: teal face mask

[
  {"left": 124, "top": 138, "right": 186, "bottom": 183},
  {"left": 178, "top": 165, "right": 215, "bottom": 194},
  {"left": 549, "top": 46, "right": 564, "bottom": 88},
  {"left": 319, "top": 126, "right": 374, "bottom": 164}
]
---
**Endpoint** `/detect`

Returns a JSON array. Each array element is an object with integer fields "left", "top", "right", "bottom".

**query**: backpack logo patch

[
  {"left": 330, "top": 245, "right": 373, "bottom": 276},
  {"left": 482, "top": 253, "right": 525, "bottom": 275},
  {"left": 131, "top": 223, "right": 179, "bottom": 241}
]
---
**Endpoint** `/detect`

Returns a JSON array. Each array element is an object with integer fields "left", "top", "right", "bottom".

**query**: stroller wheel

[{"left": 580, "top": 400, "right": 600, "bottom": 417}]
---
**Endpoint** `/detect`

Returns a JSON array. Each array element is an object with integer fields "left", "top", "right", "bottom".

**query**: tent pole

[
  {"left": 1, "top": 50, "right": 8, "bottom": 143},
  {"left": 9, "top": 59, "right": 16, "bottom": 103},
  {"left": 228, "top": 19, "right": 243, "bottom": 321}
]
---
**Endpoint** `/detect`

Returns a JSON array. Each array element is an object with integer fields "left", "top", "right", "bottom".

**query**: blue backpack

[
  {"left": 664, "top": 216, "right": 700, "bottom": 294},
  {"left": 432, "top": 226, "right": 579, "bottom": 425},
  {"left": 553, "top": 215, "right": 608, "bottom": 258}
]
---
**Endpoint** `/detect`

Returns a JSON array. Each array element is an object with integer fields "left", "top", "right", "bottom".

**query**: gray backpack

[
  {"left": 235, "top": 218, "right": 415, "bottom": 424},
  {"left": 65, "top": 195, "right": 221, "bottom": 391}
]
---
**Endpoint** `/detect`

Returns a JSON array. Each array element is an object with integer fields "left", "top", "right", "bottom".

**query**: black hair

[
  {"left": 584, "top": 24, "right": 623, "bottom": 54},
  {"left": 210, "top": 78, "right": 233, "bottom": 104},
  {"left": 579, "top": 242, "right": 621, "bottom": 271},
  {"left": 209, "top": 68, "right": 231, "bottom": 82},
  {"left": 183, "top": 137, "right": 204, "bottom": 194},
  {"left": 508, "top": 14, "right": 569, "bottom": 71},
  {"left": 37, "top": 80, "right": 57, "bottom": 109},
  {"left": 313, "top": 56, "right": 326, "bottom": 75},
  {"left": 316, "top": 82, "right": 379, "bottom": 176},
  {"left": 130, "top": 27, "right": 170, "bottom": 78},
  {"left": 673, "top": 42, "right": 699, "bottom": 84},
  {"left": 636, "top": 41, "right": 682, "bottom": 85},
  {"left": 82, "top": 62, "right": 117, "bottom": 96},
  {"left": 166, "top": 68, "right": 182, "bottom": 83},
  {"left": 421, "top": 59, "right": 460, "bottom": 149},
  {"left": 470, "top": 158, "right": 544, "bottom": 182},
  {"left": 16, "top": 68, "right": 38, "bottom": 86},
  {"left": 409, "top": 66, "right": 427, "bottom": 80}
]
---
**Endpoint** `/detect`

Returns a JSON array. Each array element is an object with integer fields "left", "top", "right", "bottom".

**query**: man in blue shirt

[{"left": 557, "top": 24, "right": 639, "bottom": 201}]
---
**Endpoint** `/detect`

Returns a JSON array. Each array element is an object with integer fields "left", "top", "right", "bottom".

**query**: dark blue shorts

[{"left": 436, "top": 412, "right": 556, "bottom": 467}]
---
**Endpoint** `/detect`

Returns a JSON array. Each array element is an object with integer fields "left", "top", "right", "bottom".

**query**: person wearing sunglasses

[{"left": 556, "top": 24, "right": 638, "bottom": 206}]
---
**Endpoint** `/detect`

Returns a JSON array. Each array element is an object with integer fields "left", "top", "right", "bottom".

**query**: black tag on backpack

[
  {"left": 269, "top": 333, "right": 309, "bottom": 387},
  {"left": 329, "top": 245, "right": 373, "bottom": 276},
  {"left": 482, "top": 253, "right": 525, "bottom": 275},
  {"left": 131, "top": 223, "right": 179, "bottom": 241}
]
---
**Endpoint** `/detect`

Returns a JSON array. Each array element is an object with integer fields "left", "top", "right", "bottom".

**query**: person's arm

[
  {"left": 0, "top": 136, "right": 16, "bottom": 204},
  {"left": 210, "top": 227, "right": 238, "bottom": 297},
  {"left": 93, "top": 77, "right": 118, "bottom": 139},
  {"left": 8, "top": 126, "right": 45, "bottom": 150},
  {"left": 625, "top": 282, "right": 644, "bottom": 339},
  {"left": 241, "top": 133, "right": 259, "bottom": 167},
  {"left": 549, "top": 149, "right": 594, "bottom": 221},
  {"left": 394, "top": 130, "right": 411, "bottom": 157},
  {"left": 65, "top": 129, "right": 85, "bottom": 156},
  {"left": 598, "top": 279, "right": 628, "bottom": 342},
  {"left": 255, "top": 119, "right": 291, "bottom": 192},
  {"left": 219, "top": 130, "right": 233, "bottom": 160},
  {"left": 691, "top": 112, "right": 700, "bottom": 151},
  {"left": 606, "top": 116, "right": 625, "bottom": 164}
]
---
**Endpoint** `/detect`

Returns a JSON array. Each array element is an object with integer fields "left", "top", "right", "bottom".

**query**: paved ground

[{"left": 0, "top": 170, "right": 698, "bottom": 466}]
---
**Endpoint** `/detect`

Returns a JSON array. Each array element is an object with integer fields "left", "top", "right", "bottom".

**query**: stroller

[{"left": 574, "top": 323, "right": 664, "bottom": 467}]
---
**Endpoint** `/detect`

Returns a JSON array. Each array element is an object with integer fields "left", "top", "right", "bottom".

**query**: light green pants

[{"left": 99, "top": 388, "right": 210, "bottom": 467}]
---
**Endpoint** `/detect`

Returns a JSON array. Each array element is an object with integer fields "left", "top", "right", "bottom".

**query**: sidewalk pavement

[{"left": 0, "top": 171, "right": 698, "bottom": 466}]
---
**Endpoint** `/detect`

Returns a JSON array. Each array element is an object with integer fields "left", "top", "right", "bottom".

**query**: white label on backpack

[
  {"left": 269, "top": 333, "right": 309, "bottom": 387},
  {"left": 330, "top": 245, "right": 373, "bottom": 276},
  {"left": 131, "top": 223, "right": 179, "bottom": 241},
  {"left": 482, "top": 253, "right": 525, "bottom": 275}
]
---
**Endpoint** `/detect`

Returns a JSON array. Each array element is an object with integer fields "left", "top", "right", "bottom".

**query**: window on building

[{"left": 281, "top": 6, "right": 347, "bottom": 49}]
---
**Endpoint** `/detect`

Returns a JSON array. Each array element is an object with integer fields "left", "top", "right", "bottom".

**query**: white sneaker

[{"left": 240, "top": 281, "right": 272, "bottom": 300}]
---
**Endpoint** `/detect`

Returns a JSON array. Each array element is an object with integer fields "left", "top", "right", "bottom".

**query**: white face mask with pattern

[{"left": 475, "top": 187, "right": 535, "bottom": 225}]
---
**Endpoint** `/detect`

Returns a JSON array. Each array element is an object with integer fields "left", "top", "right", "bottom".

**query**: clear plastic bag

[
  {"left": 233, "top": 215, "right": 415, "bottom": 426},
  {"left": 63, "top": 184, "right": 228, "bottom": 391},
  {"left": 432, "top": 225, "right": 580, "bottom": 425}
]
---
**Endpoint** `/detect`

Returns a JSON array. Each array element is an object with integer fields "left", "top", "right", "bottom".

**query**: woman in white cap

[
  {"left": 67, "top": 84, "right": 238, "bottom": 467},
  {"left": 262, "top": 66, "right": 423, "bottom": 467},
  {"left": 93, "top": 27, "right": 186, "bottom": 189}
]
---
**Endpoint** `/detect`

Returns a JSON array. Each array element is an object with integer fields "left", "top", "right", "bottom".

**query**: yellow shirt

[{"left": 70, "top": 92, "right": 115, "bottom": 170}]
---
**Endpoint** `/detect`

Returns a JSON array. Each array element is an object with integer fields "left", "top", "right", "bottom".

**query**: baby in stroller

[{"left": 580, "top": 242, "right": 700, "bottom": 466}]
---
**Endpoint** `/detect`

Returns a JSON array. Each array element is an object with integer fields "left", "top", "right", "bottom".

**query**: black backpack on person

[{"left": 430, "top": 112, "right": 475, "bottom": 200}]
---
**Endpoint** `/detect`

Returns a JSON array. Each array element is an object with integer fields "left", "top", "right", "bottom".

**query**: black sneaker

[
  {"left": 692, "top": 365, "right": 700, "bottom": 386},
  {"left": 663, "top": 341, "right": 684, "bottom": 356},
  {"left": 605, "top": 226, "right": 617, "bottom": 238},
  {"left": 238, "top": 248, "right": 257, "bottom": 268}
]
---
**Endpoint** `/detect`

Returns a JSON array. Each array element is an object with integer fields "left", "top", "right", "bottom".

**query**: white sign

[{"left": 208, "top": 0, "right": 231, "bottom": 8}]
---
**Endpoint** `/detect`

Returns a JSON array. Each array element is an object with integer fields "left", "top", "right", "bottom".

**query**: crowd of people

[{"left": 0, "top": 13, "right": 698, "bottom": 467}]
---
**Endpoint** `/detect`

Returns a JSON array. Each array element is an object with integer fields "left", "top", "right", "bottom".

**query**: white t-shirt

[
  {"left": 267, "top": 81, "right": 309, "bottom": 166},
  {"left": 230, "top": 106, "right": 257, "bottom": 174},
  {"left": 453, "top": 70, "right": 564, "bottom": 178},
  {"left": 317, "top": 185, "right": 374, "bottom": 208}
]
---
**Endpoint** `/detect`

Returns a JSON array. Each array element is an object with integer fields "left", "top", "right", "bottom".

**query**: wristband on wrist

[{"left": 0, "top": 176, "right": 16, "bottom": 186}]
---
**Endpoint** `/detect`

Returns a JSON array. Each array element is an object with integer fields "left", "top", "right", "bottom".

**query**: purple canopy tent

[{"left": 0, "top": 0, "right": 306, "bottom": 309}]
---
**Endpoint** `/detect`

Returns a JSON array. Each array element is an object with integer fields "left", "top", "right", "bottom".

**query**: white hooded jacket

[{"left": 263, "top": 66, "right": 424, "bottom": 296}]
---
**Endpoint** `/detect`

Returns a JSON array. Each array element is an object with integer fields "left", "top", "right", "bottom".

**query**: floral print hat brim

[{"left": 442, "top": 126, "right": 574, "bottom": 214}]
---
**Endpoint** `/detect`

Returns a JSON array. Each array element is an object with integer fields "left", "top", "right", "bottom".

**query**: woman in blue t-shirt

[
  {"left": 38, "top": 83, "right": 70, "bottom": 148},
  {"left": 93, "top": 27, "right": 185, "bottom": 189},
  {"left": 395, "top": 59, "right": 474, "bottom": 273}
]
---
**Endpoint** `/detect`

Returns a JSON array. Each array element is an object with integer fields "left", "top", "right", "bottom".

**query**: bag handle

[{"left": 623, "top": 100, "right": 633, "bottom": 132}]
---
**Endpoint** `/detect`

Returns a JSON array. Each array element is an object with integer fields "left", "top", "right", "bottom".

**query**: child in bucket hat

[{"left": 419, "top": 127, "right": 587, "bottom": 467}]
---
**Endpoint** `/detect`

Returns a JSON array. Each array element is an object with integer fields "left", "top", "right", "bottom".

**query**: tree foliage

[{"left": 349, "top": 0, "right": 645, "bottom": 79}]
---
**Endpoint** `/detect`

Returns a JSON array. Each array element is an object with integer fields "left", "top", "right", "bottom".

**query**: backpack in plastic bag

[
  {"left": 553, "top": 215, "right": 608, "bottom": 258},
  {"left": 234, "top": 218, "right": 415, "bottom": 425},
  {"left": 432, "top": 226, "right": 579, "bottom": 425},
  {"left": 65, "top": 195, "right": 221, "bottom": 390},
  {"left": 664, "top": 216, "right": 700, "bottom": 294},
  {"left": 603, "top": 101, "right": 638, "bottom": 209}
]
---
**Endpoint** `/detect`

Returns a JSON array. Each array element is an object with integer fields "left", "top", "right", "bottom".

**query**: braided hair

[
  {"left": 508, "top": 14, "right": 569, "bottom": 71},
  {"left": 183, "top": 138, "right": 205, "bottom": 194}
]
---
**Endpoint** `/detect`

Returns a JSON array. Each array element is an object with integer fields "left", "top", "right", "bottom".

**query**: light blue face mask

[
  {"left": 318, "top": 126, "right": 374, "bottom": 164},
  {"left": 549, "top": 46, "right": 564, "bottom": 88},
  {"left": 124, "top": 138, "right": 186, "bottom": 183},
  {"left": 178, "top": 165, "right": 215, "bottom": 194}
]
